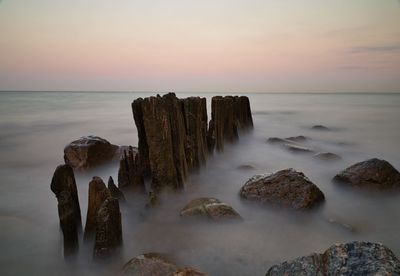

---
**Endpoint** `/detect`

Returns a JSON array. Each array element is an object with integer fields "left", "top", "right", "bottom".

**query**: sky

[{"left": 0, "top": 0, "right": 399, "bottom": 93}]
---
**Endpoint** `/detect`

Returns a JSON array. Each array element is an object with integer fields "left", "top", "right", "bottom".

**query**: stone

[
  {"left": 173, "top": 267, "right": 207, "bottom": 276},
  {"left": 285, "top": 135, "right": 308, "bottom": 142},
  {"left": 50, "top": 164, "right": 82, "bottom": 256},
  {"left": 313, "top": 152, "right": 341, "bottom": 161},
  {"left": 240, "top": 169, "right": 325, "bottom": 210},
  {"left": 107, "top": 176, "right": 125, "bottom": 202},
  {"left": 84, "top": 176, "right": 111, "bottom": 240},
  {"left": 232, "top": 96, "right": 253, "bottom": 130},
  {"left": 121, "top": 253, "right": 179, "bottom": 276},
  {"left": 311, "top": 125, "right": 330, "bottom": 131},
  {"left": 266, "top": 241, "right": 400, "bottom": 275},
  {"left": 237, "top": 164, "right": 256, "bottom": 170},
  {"left": 181, "top": 97, "right": 208, "bottom": 170},
  {"left": 180, "top": 198, "right": 241, "bottom": 220},
  {"left": 118, "top": 146, "right": 145, "bottom": 192},
  {"left": 63, "top": 135, "right": 121, "bottom": 170},
  {"left": 267, "top": 137, "right": 288, "bottom": 144},
  {"left": 333, "top": 158, "right": 400, "bottom": 189},
  {"left": 94, "top": 197, "right": 122, "bottom": 259},
  {"left": 284, "top": 143, "right": 314, "bottom": 154}
]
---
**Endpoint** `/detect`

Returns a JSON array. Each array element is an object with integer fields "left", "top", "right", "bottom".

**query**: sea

[{"left": 0, "top": 92, "right": 399, "bottom": 275}]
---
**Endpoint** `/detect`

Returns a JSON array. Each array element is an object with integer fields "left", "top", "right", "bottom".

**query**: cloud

[{"left": 348, "top": 45, "right": 400, "bottom": 54}]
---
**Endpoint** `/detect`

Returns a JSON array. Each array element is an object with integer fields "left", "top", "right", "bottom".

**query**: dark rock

[
  {"left": 173, "top": 267, "right": 207, "bottom": 276},
  {"left": 118, "top": 146, "right": 145, "bottom": 192},
  {"left": 94, "top": 197, "right": 122, "bottom": 259},
  {"left": 84, "top": 177, "right": 111, "bottom": 240},
  {"left": 206, "top": 119, "right": 216, "bottom": 153},
  {"left": 63, "top": 136, "right": 120, "bottom": 170},
  {"left": 284, "top": 143, "right": 314, "bottom": 154},
  {"left": 240, "top": 169, "right": 325, "bottom": 210},
  {"left": 180, "top": 198, "right": 241, "bottom": 220},
  {"left": 266, "top": 241, "right": 400, "bottom": 275},
  {"left": 232, "top": 96, "right": 253, "bottom": 130},
  {"left": 50, "top": 164, "right": 82, "bottom": 256},
  {"left": 145, "top": 191, "right": 159, "bottom": 208},
  {"left": 267, "top": 137, "right": 288, "bottom": 144},
  {"left": 333, "top": 158, "right": 400, "bottom": 189},
  {"left": 121, "top": 253, "right": 179, "bottom": 276},
  {"left": 237, "top": 164, "right": 256, "bottom": 170},
  {"left": 313, "top": 152, "right": 341, "bottom": 161},
  {"left": 285, "top": 135, "right": 308, "bottom": 142},
  {"left": 181, "top": 97, "right": 208, "bottom": 169},
  {"left": 311, "top": 125, "right": 330, "bottom": 131},
  {"left": 107, "top": 176, "right": 125, "bottom": 202}
]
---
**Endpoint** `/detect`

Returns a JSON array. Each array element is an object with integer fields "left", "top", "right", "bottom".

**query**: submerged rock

[
  {"left": 240, "top": 169, "right": 325, "bottom": 210},
  {"left": 284, "top": 143, "right": 314, "bottom": 154},
  {"left": 121, "top": 253, "right": 207, "bottom": 276},
  {"left": 107, "top": 176, "right": 125, "bottom": 202},
  {"left": 311, "top": 125, "right": 330, "bottom": 131},
  {"left": 94, "top": 197, "right": 122, "bottom": 259},
  {"left": 50, "top": 164, "right": 82, "bottom": 256},
  {"left": 237, "top": 164, "right": 256, "bottom": 171},
  {"left": 121, "top": 253, "right": 178, "bottom": 276},
  {"left": 84, "top": 177, "right": 111, "bottom": 240},
  {"left": 333, "top": 158, "right": 400, "bottom": 189},
  {"left": 286, "top": 135, "right": 308, "bottom": 142},
  {"left": 313, "top": 152, "right": 341, "bottom": 161},
  {"left": 266, "top": 241, "right": 400, "bottom": 275},
  {"left": 180, "top": 198, "right": 241, "bottom": 220},
  {"left": 64, "top": 136, "right": 122, "bottom": 170}
]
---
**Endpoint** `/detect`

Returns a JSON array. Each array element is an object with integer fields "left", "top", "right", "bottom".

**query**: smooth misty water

[{"left": 0, "top": 92, "right": 400, "bottom": 276}]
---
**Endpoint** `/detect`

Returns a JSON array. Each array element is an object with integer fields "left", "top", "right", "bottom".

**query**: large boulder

[
  {"left": 50, "top": 164, "right": 82, "bottom": 256},
  {"left": 240, "top": 169, "right": 325, "bottom": 210},
  {"left": 84, "top": 176, "right": 111, "bottom": 240},
  {"left": 333, "top": 158, "right": 400, "bottom": 189},
  {"left": 180, "top": 198, "right": 241, "bottom": 220},
  {"left": 266, "top": 241, "right": 400, "bottom": 275},
  {"left": 94, "top": 197, "right": 122, "bottom": 259},
  {"left": 64, "top": 136, "right": 128, "bottom": 170},
  {"left": 121, "top": 253, "right": 206, "bottom": 276}
]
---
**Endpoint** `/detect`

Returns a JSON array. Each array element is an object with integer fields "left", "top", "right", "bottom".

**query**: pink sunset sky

[{"left": 0, "top": 0, "right": 399, "bottom": 92}]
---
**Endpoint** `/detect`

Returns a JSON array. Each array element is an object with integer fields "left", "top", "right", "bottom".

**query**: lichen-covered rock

[
  {"left": 50, "top": 164, "right": 82, "bottom": 256},
  {"left": 240, "top": 169, "right": 325, "bottom": 210},
  {"left": 266, "top": 241, "right": 400, "bottom": 276},
  {"left": 180, "top": 198, "right": 241, "bottom": 220},
  {"left": 94, "top": 197, "right": 122, "bottom": 259},
  {"left": 84, "top": 176, "right": 111, "bottom": 240},
  {"left": 313, "top": 152, "right": 341, "bottom": 161},
  {"left": 118, "top": 146, "right": 144, "bottom": 192},
  {"left": 63, "top": 136, "right": 121, "bottom": 170},
  {"left": 121, "top": 253, "right": 178, "bottom": 276},
  {"left": 333, "top": 158, "right": 400, "bottom": 189},
  {"left": 107, "top": 176, "right": 125, "bottom": 202}
]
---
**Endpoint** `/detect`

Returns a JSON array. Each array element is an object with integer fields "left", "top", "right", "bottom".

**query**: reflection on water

[{"left": 0, "top": 92, "right": 400, "bottom": 275}]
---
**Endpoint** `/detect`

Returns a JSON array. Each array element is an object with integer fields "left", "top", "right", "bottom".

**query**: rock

[
  {"left": 121, "top": 253, "right": 207, "bottom": 276},
  {"left": 173, "top": 267, "right": 207, "bottom": 276},
  {"left": 328, "top": 218, "right": 356, "bottom": 233},
  {"left": 181, "top": 97, "right": 208, "bottom": 170},
  {"left": 267, "top": 137, "right": 288, "bottom": 144},
  {"left": 63, "top": 136, "right": 122, "bottom": 170},
  {"left": 145, "top": 191, "right": 159, "bottom": 208},
  {"left": 313, "top": 152, "right": 341, "bottom": 161},
  {"left": 121, "top": 253, "right": 179, "bottom": 276},
  {"left": 333, "top": 158, "right": 400, "bottom": 189},
  {"left": 84, "top": 177, "right": 111, "bottom": 240},
  {"left": 180, "top": 198, "right": 241, "bottom": 220},
  {"left": 50, "top": 164, "right": 82, "bottom": 256},
  {"left": 266, "top": 241, "right": 400, "bottom": 275},
  {"left": 237, "top": 164, "right": 256, "bottom": 170},
  {"left": 232, "top": 96, "right": 253, "bottom": 130},
  {"left": 118, "top": 146, "right": 145, "bottom": 192},
  {"left": 311, "top": 125, "right": 330, "bottom": 131},
  {"left": 284, "top": 143, "right": 314, "bottom": 154},
  {"left": 240, "top": 169, "right": 325, "bottom": 210},
  {"left": 285, "top": 135, "right": 308, "bottom": 142},
  {"left": 107, "top": 176, "right": 125, "bottom": 202},
  {"left": 94, "top": 197, "right": 122, "bottom": 259}
]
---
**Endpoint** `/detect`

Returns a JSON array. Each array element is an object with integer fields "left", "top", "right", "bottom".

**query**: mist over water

[{"left": 1, "top": 92, "right": 400, "bottom": 275}]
